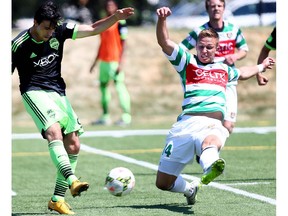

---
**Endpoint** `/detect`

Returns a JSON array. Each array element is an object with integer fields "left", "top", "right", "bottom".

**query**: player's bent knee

[
  {"left": 155, "top": 181, "right": 171, "bottom": 191},
  {"left": 155, "top": 172, "right": 175, "bottom": 191}
]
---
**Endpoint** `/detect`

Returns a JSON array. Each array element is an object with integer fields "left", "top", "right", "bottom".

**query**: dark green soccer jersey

[
  {"left": 12, "top": 23, "right": 77, "bottom": 95},
  {"left": 265, "top": 27, "right": 276, "bottom": 51}
]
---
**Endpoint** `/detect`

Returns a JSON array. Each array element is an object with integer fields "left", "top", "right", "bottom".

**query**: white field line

[
  {"left": 181, "top": 173, "right": 276, "bottom": 205},
  {"left": 12, "top": 128, "right": 276, "bottom": 205},
  {"left": 12, "top": 127, "right": 276, "bottom": 140},
  {"left": 224, "top": 182, "right": 271, "bottom": 186},
  {"left": 80, "top": 144, "right": 276, "bottom": 206}
]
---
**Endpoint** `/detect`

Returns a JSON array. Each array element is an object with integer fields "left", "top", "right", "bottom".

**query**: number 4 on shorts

[{"left": 162, "top": 143, "right": 173, "bottom": 157}]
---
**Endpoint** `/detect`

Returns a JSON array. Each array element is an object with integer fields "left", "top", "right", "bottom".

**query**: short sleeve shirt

[
  {"left": 12, "top": 23, "right": 78, "bottom": 95},
  {"left": 265, "top": 27, "right": 276, "bottom": 50}
]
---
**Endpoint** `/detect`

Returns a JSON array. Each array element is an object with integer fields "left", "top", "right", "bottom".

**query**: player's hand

[
  {"left": 224, "top": 54, "right": 238, "bottom": 65},
  {"left": 256, "top": 57, "right": 275, "bottom": 85},
  {"left": 115, "top": 8, "right": 134, "bottom": 20},
  {"left": 262, "top": 57, "right": 275, "bottom": 71},
  {"left": 256, "top": 73, "right": 269, "bottom": 86},
  {"left": 156, "top": 7, "right": 172, "bottom": 18}
]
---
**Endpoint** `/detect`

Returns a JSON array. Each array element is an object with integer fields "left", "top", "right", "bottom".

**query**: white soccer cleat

[{"left": 185, "top": 179, "right": 200, "bottom": 205}]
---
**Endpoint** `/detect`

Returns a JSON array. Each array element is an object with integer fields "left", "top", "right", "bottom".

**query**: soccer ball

[{"left": 105, "top": 167, "right": 135, "bottom": 197}]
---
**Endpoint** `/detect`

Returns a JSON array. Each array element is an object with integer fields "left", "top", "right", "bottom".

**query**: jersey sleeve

[
  {"left": 11, "top": 33, "right": 24, "bottom": 74},
  {"left": 11, "top": 41, "right": 16, "bottom": 74},
  {"left": 58, "top": 23, "right": 79, "bottom": 40},
  {"left": 179, "top": 24, "right": 207, "bottom": 51},
  {"left": 179, "top": 30, "right": 197, "bottom": 51},
  {"left": 265, "top": 27, "right": 276, "bottom": 50},
  {"left": 164, "top": 45, "right": 190, "bottom": 74},
  {"left": 235, "top": 28, "right": 249, "bottom": 52},
  {"left": 227, "top": 66, "right": 240, "bottom": 82}
]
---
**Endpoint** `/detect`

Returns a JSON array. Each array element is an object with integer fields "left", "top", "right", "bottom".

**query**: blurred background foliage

[{"left": 11, "top": 0, "right": 203, "bottom": 26}]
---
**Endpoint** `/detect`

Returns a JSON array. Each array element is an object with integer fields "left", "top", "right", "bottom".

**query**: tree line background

[{"left": 12, "top": 0, "right": 202, "bottom": 26}]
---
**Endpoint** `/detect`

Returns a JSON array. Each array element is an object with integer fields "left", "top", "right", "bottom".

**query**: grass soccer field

[{"left": 12, "top": 128, "right": 276, "bottom": 216}]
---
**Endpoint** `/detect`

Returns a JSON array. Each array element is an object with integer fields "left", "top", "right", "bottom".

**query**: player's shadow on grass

[
  {"left": 130, "top": 203, "right": 195, "bottom": 214},
  {"left": 12, "top": 213, "right": 50, "bottom": 215}
]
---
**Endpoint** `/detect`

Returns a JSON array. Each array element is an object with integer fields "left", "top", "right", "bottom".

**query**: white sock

[
  {"left": 169, "top": 175, "right": 191, "bottom": 196},
  {"left": 200, "top": 146, "right": 219, "bottom": 172}
]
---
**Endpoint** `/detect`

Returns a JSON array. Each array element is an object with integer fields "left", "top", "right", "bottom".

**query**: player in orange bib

[{"left": 90, "top": 0, "right": 131, "bottom": 126}]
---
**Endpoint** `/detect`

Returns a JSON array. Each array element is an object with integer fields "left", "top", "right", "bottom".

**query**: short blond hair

[{"left": 197, "top": 28, "right": 219, "bottom": 47}]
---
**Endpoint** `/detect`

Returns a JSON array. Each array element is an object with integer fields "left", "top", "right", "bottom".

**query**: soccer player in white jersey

[
  {"left": 180, "top": 0, "right": 249, "bottom": 134},
  {"left": 155, "top": 6, "right": 275, "bottom": 206}
]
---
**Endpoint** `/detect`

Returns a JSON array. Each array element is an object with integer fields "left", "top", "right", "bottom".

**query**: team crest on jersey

[
  {"left": 226, "top": 32, "right": 233, "bottom": 39},
  {"left": 49, "top": 38, "right": 59, "bottom": 50},
  {"left": 230, "top": 112, "right": 236, "bottom": 119}
]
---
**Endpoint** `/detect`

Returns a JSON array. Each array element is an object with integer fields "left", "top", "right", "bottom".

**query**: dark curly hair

[{"left": 34, "top": 1, "right": 62, "bottom": 27}]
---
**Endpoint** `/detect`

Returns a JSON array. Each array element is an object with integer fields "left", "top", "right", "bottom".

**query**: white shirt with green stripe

[
  {"left": 179, "top": 20, "right": 249, "bottom": 87},
  {"left": 165, "top": 45, "right": 240, "bottom": 119}
]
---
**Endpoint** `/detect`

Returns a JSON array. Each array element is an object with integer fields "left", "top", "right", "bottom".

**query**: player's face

[
  {"left": 207, "top": 0, "right": 225, "bottom": 21},
  {"left": 196, "top": 37, "right": 218, "bottom": 64},
  {"left": 34, "top": 20, "right": 56, "bottom": 42},
  {"left": 106, "top": 1, "right": 118, "bottom": 15}
]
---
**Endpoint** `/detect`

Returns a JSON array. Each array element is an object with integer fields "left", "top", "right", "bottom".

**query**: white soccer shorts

[{"left": 158, "top": 115, "right": 229, "bottom": 176}]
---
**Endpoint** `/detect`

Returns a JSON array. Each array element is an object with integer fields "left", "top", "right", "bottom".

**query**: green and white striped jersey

[
  {"left": 179, "top": 20, "right": 248, "bottom": 86},
  {"left": 165, "top": 45, "right": 240, "bottom": 119}
]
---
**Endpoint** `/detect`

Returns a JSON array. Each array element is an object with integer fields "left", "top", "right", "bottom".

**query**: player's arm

[
  {"left": 76, "top": 7, "right": 134, "bottom": 38},
  {"left": 234, "top": 49, "right": 247, "bottom": 61},
  {"left": 156, "top": 7, "right": 176, "bottom": 56},
  {"left": 89, "top": 51, "right": 100, "bottom": 73},
  {"left": 238, "top": 57, "right": 275, "bottom": 80},
  {"left": 225, "top": 49, "right": 247, "bottom": 65},
  {"left": 257, "top": 45, "right": 271, "bottom": 64},
  {"left": 256, "top": 27, "right": 276, "bottom": 85},
  {"left": 256, "top": 45, "right": 271, "bottom": 85},
  {"left": 117, "top": 21, "right": 128, "bottom": 74},
  {"left": 115, "top": 38, "right": 126, "bottom": 74}
]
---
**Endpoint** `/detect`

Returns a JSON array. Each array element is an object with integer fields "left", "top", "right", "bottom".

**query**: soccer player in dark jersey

[
  {"left": 11, "top": 1, "right": 134, "bottom": 214},
  {"left": 256, "top": 27, "right": 276, "bottom": 86}
]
